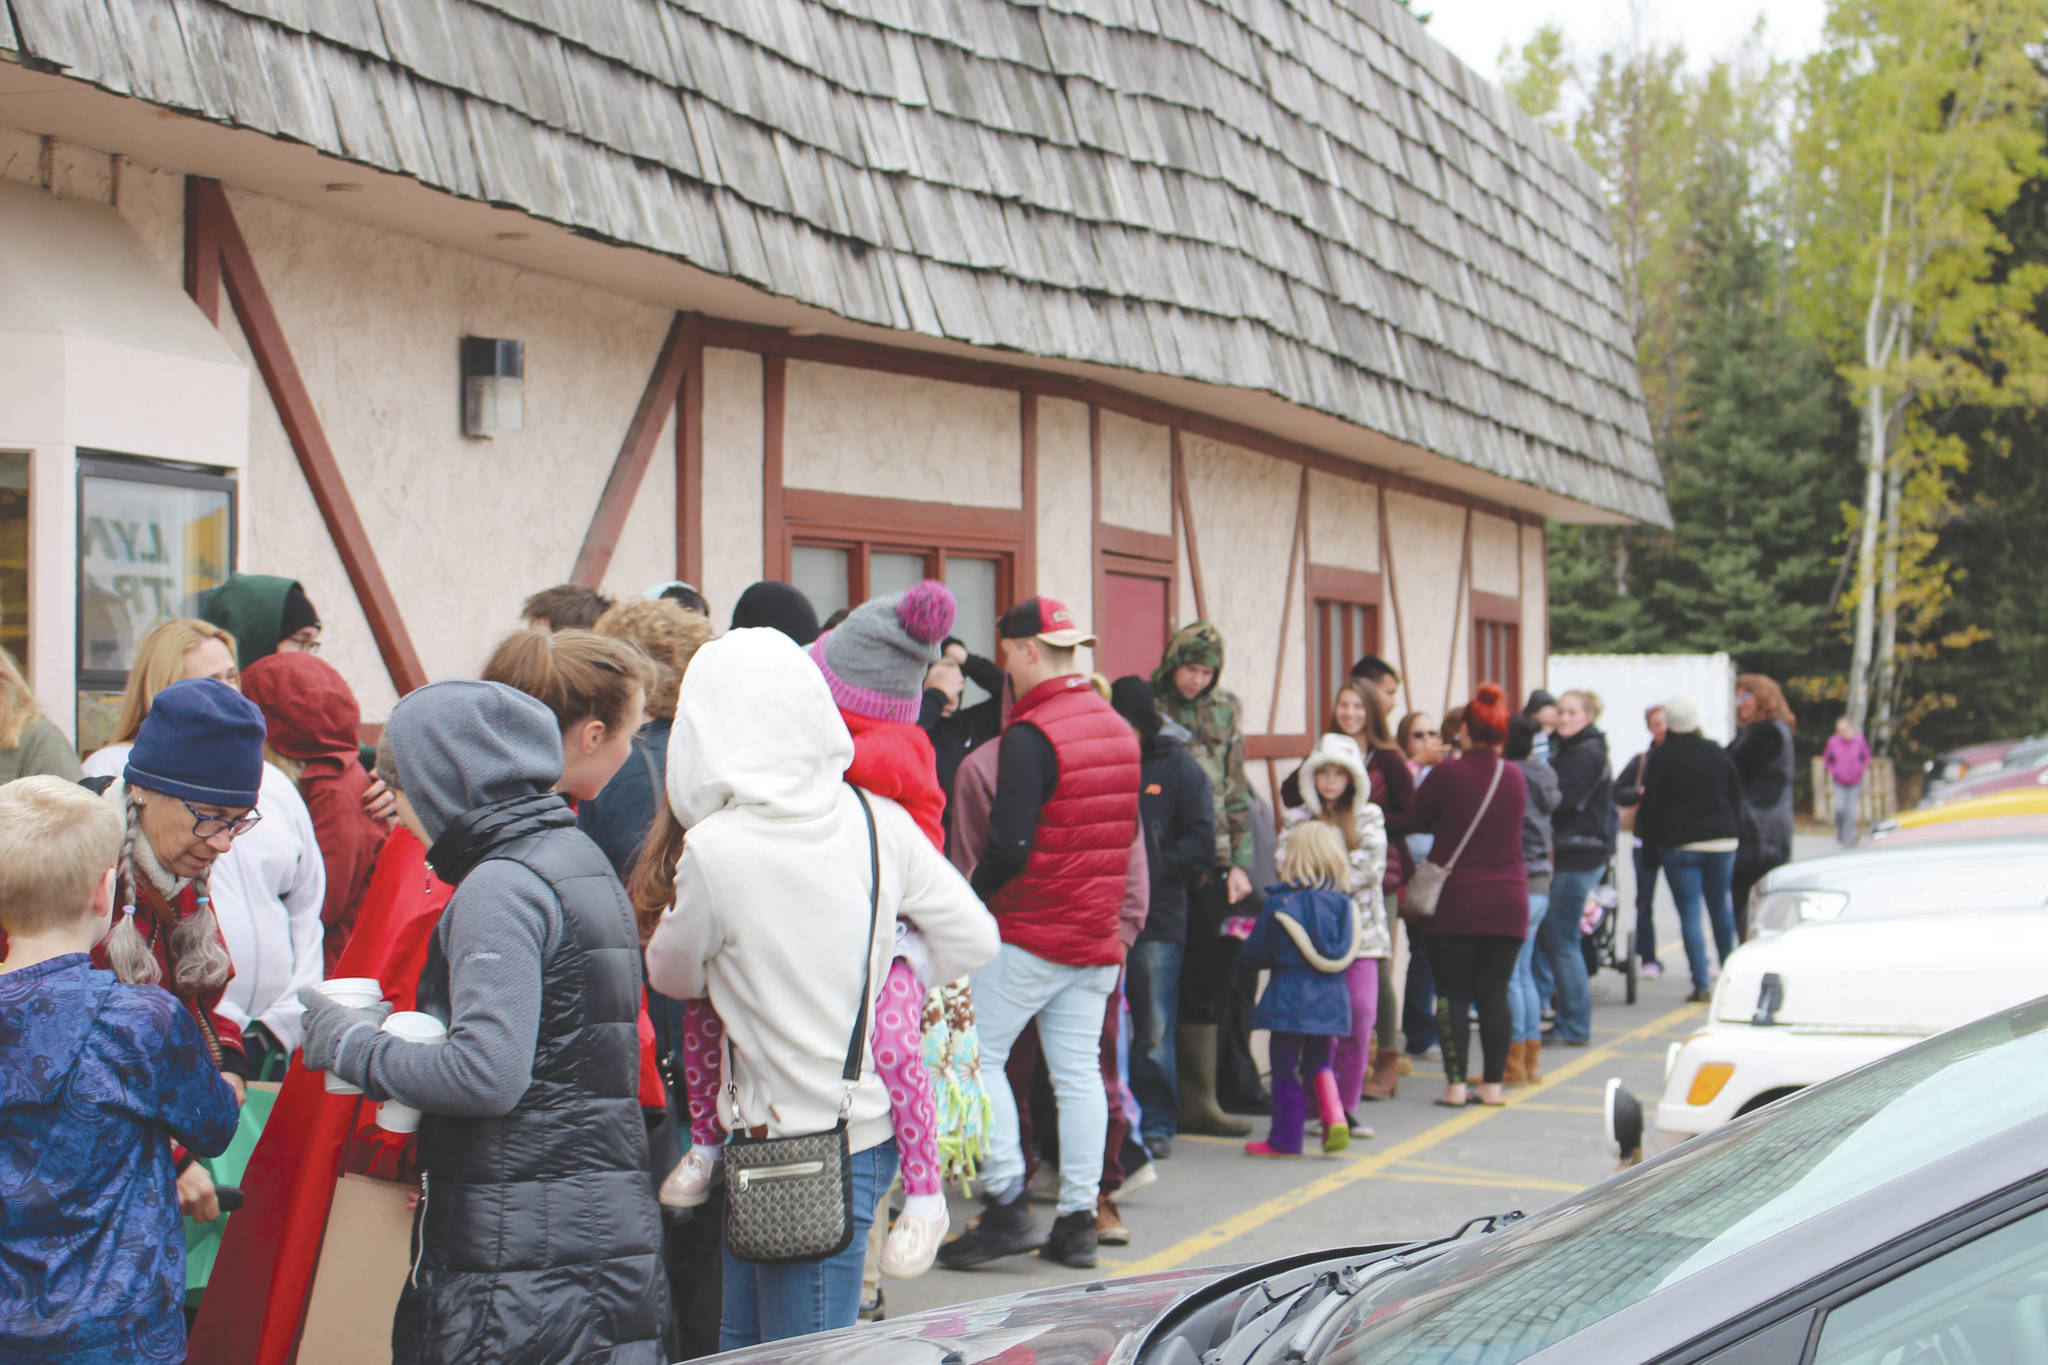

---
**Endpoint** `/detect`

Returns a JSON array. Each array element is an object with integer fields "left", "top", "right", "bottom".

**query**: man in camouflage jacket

[{"left": 1150, "top": 621, "right": 1265, "bottom": 1126}]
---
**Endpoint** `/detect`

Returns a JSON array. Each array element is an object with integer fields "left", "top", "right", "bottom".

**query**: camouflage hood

[
  {"left": 1151, "top": 621, "right": 1252, "bottom": 870},
  {"left": 1151, "top": 621, "right": 1226, "bottom": 712}
]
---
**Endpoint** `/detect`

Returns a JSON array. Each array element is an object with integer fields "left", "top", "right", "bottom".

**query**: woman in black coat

[
  {"left": 1637, "top": 697, "right": 1744, "bottom": 1001},
  {"left": 1538, "top": 690, "right": 1613, "bottom": 1046},
  {"left": 1727, "top": 673, "right": 1797, "bottom": 938}
]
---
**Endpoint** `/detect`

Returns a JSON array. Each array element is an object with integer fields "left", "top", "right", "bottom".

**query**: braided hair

[{"left": 103, "top": 790, "right": 233, "bottom": 993}]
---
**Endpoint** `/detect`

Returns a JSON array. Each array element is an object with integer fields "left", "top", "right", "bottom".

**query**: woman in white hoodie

[{"left": 643, "top": 627, "right": 998, "bottom": 1349}]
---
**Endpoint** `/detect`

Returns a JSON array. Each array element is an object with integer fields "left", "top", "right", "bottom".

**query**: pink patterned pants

[{"left": 683, "top": 958, "right": 940, "bottom": 1196}]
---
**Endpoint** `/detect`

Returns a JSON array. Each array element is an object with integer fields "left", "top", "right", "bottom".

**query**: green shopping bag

[{"left": 184, "top": 1081, "right": 278, "bottom": 1304}]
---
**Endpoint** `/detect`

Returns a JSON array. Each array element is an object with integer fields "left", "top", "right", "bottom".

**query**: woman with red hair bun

[{"left": 1385, "top": 684, "right": 1529, "bottom": 1107}]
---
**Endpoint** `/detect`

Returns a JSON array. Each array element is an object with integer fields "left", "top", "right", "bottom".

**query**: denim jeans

[
  {"left": 1661, "top": 847, "right": 1738, "bottom": 992},
  {"left": 1509, "top": 892, "right": 1548, "bottom": 1043},
  {"left": 1537, "top": 867, "right": 1598, "bottom": 1043},
  {"left": 1125, "top": 938, "right": 1182, "bottom": 1144},
  {"left": 1834, "top": 780, "right": 1862, "bottom": 847},
  {"left": 973, "top": 943, "right": 1118, "bottom": 1216},
  {"left": 718, "top": 1138, "right": 898, "bottom": 1350}
]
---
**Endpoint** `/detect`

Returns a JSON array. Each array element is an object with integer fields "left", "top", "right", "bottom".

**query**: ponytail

[{"left": 482, "top": 629, "right": 654, "bottom": 736}]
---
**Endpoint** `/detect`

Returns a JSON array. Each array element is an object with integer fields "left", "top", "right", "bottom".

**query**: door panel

[{"left": 1100, "top": 571, "right": 1169, "bottom": 684}]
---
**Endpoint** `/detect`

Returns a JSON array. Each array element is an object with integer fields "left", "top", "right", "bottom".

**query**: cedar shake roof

[{"left": 1, "top": 0, "right": 1666, "bottom": 522}]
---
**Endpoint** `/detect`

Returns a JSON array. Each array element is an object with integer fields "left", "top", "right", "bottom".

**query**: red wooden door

[{"left": 1098, "top": 571, "right": 1170, "bottom": 684}]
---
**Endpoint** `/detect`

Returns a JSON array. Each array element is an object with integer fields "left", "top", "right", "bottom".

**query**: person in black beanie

[
  {"left": 1109, "top": 676, "right": 1214, "bottom": 1156},
  {"left": 728, "top": 581, "right": 820, "bottom": 646}
]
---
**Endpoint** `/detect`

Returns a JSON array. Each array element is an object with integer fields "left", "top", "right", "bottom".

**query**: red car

[{"left": 1922, "top": 735, "right": 2048, "bottom": 804}]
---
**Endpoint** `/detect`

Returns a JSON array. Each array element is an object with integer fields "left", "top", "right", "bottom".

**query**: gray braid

[
  {"left": 103, "top": 797, "right": 160, "bottom": 987},
  {"left": 168, "top": 865, "right": 233, "bottom": 993}
]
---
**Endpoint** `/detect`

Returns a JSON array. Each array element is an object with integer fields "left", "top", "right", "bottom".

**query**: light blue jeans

[
  {"left": 1125, "top": 938, "right": 1182, "bottom": 1144},
  {"left": 973, "top": 943, "right": 1118, "bottom": 1216},
  {"left": 1536, "top": 867, "right": 1598, "bottom": 1043},
  {"left": 1661, "top": 846, "right": 1738, "bottom": 992},
  {"left": 1509, "top": 892, "right": 1549, "bottom": 1043},
  {"left": 718, "top": 1138, "right": 898, "bottom": 1349}
]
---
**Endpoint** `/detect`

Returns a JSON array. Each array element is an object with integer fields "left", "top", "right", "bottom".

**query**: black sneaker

[
  {"left": 936, "top": 1194, "right": 1041, "bottom": 1269},
  {"left": 1041, "top": 1208, "right": 1099, "bottom": 1268}
]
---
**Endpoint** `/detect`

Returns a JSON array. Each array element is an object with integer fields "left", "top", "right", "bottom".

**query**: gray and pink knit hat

[{"left": 808, "top": 580, "right": 957, "bottom": 724}]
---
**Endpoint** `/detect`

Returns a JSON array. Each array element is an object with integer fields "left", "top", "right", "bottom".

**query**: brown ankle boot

[
  {"left": 1500, "top": 1041, "right": 1529, "bottom": 1087},
  {"left": 1520, "top": 1040, "right": 1544, "bottom": 1084},
  {"left": 1360, "top": 1047, "right": 1401, "bottom": 1101}
]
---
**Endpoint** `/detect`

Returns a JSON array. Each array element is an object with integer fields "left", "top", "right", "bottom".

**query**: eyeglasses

[{"left": 182, "top": 799, "right": 263, "bottom": 841}]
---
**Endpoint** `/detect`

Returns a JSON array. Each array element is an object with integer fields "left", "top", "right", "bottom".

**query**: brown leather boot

[
  {"left": 1500, "top": 1041, "right": 1529, "bottom": 1087},
  {"left": 1521, "top": 1040, "right": 1544, "bottom": 1084},
  {"left": 1360, "top": 1047, "right": 1401, "bottom": 1101}
]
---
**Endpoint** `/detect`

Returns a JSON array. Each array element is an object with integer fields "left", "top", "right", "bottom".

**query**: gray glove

[{"left": 297, "top": 986, "right": 394, "bottom": 1082}]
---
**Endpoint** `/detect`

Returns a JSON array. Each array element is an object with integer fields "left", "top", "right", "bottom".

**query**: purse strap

[{"left": 1438, "top": 758, "right": 1505, "bottom": 875}]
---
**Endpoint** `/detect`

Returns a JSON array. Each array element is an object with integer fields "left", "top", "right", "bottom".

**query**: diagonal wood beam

[
  {"left": 1172, "top": 428, "right": 1207, "bottom": 621},
  {"left": 1378, "top": 491, "right": 1414, "bottom": 718},
  {"left": 188, "top": 178, "right": 427, "bottom": 696},
  {"left": 1442, "top": 508, "right": 1473, "bottom": 719},
  {"left": 573, "top": 311, "right": 693, "bottom": 588},
  {"left": 675, "top": 316, "right": 705, "bottom": 585}
]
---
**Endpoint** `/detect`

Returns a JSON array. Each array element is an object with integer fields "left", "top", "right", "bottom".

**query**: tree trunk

[
  {"left": 1872, "top": 452, "right": 1905, "bottom": 754},
  {"left": 1845, "top": 377, "right": 1888, "bottom": 733}
]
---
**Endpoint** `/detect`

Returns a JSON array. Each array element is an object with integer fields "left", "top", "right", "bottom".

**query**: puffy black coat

[
  {"left": 1729, "top": 719, "right": 1796, "bottom": 872},
  {"left": 1132, "top": 725, "right": 1216, "bottom": 947},
  {"left": 397, "top": 794, "right": 666, "bottom": 1365},
  {"left": 1637, "top": 732, "right": 1742, "bottom": 850},
  {"left": 1550, "top": 726, "right": 1616, "bottom": 873}
]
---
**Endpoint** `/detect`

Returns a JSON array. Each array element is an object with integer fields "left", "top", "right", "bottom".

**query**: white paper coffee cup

[
  {"left": 375, "top": 1011, "right": 448, "bottom": 1134},
  {"left": 315, "top": 978, "right": 385, "bottom": 1094}
]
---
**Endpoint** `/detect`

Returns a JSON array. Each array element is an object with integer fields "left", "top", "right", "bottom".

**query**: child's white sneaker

[
  {"left": 657, "top": 1147, "right": 721, "bottom": 1209},
  {"left": 879, "top": 1204, "right": 950, "bottom": 1279}
]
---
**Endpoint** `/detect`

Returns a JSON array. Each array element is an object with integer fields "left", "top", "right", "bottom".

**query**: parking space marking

[
  {"left": 1507, "top": 1102, "right": 1606, "bottom": 1114},
  {"left": 1381, "top": 1172, "right": 1582, "bottom": 1194},
  {"left": 1396, "top": 1159, "right": 1580, "bottom": 1191},
  {"left": 1117, "top": 1003, "right": 1704, "bottom": 1277}
]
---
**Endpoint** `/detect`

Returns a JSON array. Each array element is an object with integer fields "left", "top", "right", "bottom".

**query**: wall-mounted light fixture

[{"left": 461, "top": 336, "right": 524, "bottom": 439}]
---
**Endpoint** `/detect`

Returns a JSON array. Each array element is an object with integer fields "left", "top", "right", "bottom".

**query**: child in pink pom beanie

[{"left": 662, "top": 582, "right": 961, "bottom": 1278}]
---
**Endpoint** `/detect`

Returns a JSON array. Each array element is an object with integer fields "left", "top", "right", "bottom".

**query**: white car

[{"left": 1653, "top": 907, "right": 2048, "bottom": 1146}]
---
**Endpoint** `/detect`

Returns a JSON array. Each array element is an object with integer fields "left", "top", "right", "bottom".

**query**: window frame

[
  {"left": 1470, "top": 589, "right": 1521, "bottom": 709},
  {"left": 74, "top": 449, "right": 238, "bottom": 690},
  {"left": 779, "top": 488, "right": 1020, "bottom": 648},
  {"left": 1306, "top": 564, "right": 1382, "bottom": 733}
]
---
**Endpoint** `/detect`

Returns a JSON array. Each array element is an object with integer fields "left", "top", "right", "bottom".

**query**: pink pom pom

[{"left": 896, "top": 579, "right": 956, "bottom": 644}]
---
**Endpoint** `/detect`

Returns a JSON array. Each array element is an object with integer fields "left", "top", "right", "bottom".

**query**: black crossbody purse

[{"left": 721, "top": 787, "right": 881, "bottom": 1264}]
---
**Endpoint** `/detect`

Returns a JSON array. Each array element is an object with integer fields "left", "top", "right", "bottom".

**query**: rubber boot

[
  {"left": 1501, "top": 1041, "right": 1529, "bottom": 1087},
  {"left": 1314, "top": 1071, "right": 1350, "bottom": 1154},
  {"left": 1360, "top": 1048, "right": 1400, "bottom": 1102},
  {"left": 1177, "top": 1025, "right": 1252, "bottom": 1137}
]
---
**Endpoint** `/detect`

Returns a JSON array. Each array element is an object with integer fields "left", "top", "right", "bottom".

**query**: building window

[
  {"left": 76, "top": 451, "right": 236, "bottom": 688},
  {"left": 0, "top": 453, "right": 26, "bottom": 671},
  {"left": 1306, "top": 566, "right": 1381, "bottom": 727},
  {"left": 1471, "top": 592, "right": 1522, "bottom": 706},
  {"left": 791, "top": 537, "right": 1011, "bottom": 700}
]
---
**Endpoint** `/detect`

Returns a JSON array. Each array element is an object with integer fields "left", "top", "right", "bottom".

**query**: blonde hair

[
  {"left": 0, "top": 647, "right": 41, "bottom": 750},
  {"left": 482, "top": 629, "right": 655, "bottom": 736},
  {"left": 0, "top": 776, "right": 121, "bottom": 934},
  {"left": 113, "top": 619, "right": 239, "bottom": 744},
  {"left": 1280, "top": 819, "right": 1349, "bottom": 890},
  {"left": 1560, "top": 689, "right": 1605, "bottom": 722},
  {"left": 104, "top": 789, "right": 232, "bottom": 993},
  {"left": 592, "top": 600, "right": 715, "bottom": 722},
  {"left": 1088, "top": 673, "right": 1112, "bottom": 702}
]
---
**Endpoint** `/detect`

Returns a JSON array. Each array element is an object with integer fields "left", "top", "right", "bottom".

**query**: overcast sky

[{"left": 1424, "top": 0, "right": 1832, "bottom": 84}]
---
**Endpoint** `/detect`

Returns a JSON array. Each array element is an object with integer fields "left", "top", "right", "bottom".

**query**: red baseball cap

[{"left": 997, "top": 597, "right": 1097, "bottom": 649}]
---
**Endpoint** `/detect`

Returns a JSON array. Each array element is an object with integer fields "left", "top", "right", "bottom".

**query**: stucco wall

[
  {"left": 1471, "top": 512, "right": 1521, "bottom": 596},
  {"left": 782, "top": 361, "right": 1021, "bottom": 508},
  {"left": 217, "top": 186, "right": 677, "bottom": 715},
  {"left": 1383, "top": 491, "right": 1470, "bottom": 722},
  {"left": 1098, "top": 411, "right": 1171, "bottom": 534},
  {"left": 1307, "top": 470, "right": 1379, "bottom": 572},
  {"left": 701, "top": 346, "right": 764, "bottom": 624},
  {"left": 1523, "top": 523, "right": 1549, "bottom": 696},
  {"left": 1180, "top": 434, "right": 1306, "bottom": 740},
  {"left": 1037, "top": 396, "right": 1096, "bottom": 669}
]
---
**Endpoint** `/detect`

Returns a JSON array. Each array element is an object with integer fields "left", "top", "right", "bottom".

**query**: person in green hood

[
  {"left": 200, "top": 573, "right": 322, "bottom": 671},
  {"left": 1151, "top": 621, "right": 1265, "bottom": 1132}
]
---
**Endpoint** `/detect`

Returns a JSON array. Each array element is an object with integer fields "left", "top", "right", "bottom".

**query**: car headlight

[{"left": 1752, "top": 889, "right": 1850, "bottom": 935}]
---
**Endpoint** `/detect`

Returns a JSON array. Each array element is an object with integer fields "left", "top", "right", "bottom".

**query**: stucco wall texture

[
  {"left": 1098, "top": 411, "right": 1172, "bottom": 535},
  {"left": 1037, "top": 396, "right": 1097, "bottom": 674},
  {"left": 1307, "top": 471, "right": 1380, "bottom": 573},
  {"left": 700, "top": 347, "right": 765, "bottom": 628},
  {"left": 783, "top": 362, "right": 1022, "bottom": 509}
]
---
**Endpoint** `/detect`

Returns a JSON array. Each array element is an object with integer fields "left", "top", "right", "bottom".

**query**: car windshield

[{"left": 1320, "top": 998, "right": 2048, "bottom": 1364}]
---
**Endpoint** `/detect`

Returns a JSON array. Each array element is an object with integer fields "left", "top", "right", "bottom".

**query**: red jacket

[
  {"left": 242, "top": 654, "right": 392, "bottom": 973},
  {"left": 986, "top": 678, "right": 1141, "bottom": 967},
  {"left": 842, "top": 710, "right": 947, "bottom": 851}
]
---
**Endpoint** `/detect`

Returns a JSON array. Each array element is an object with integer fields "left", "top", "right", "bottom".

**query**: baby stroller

[{"left": 1579, "top": 856, "right": 1638, "bottom": 1005}]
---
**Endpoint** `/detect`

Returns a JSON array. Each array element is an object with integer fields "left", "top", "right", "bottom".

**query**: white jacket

[
  {"left": 643, "top": 628, "right": 999, "bottom": 1152},
  {"left": 84, "top": 744, "right": 326, "bottom": 1051}
]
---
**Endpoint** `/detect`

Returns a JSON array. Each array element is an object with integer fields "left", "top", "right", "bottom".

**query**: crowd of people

[{"left": 0, "top": 568, "right": 1814, "bottom": 1364}]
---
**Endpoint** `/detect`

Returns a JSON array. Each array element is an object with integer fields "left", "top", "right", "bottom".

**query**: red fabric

[
  {"left": 985, "top": 677, "right": 1141, "bottom": 967},
  {"left": 242, "top": 655, "right": 392, "bottom": 971},
  {"left": 185, "top": 830, "right": 452, "bottom": 1365},
  {"left": 841, "top": 710, "right": 947, "bottom": 851}
]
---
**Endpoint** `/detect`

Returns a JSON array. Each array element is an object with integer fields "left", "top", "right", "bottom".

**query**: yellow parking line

[
  {"left": 1382, "top": 1172, "right": 1581, "bottom": 1193},
  {"left": 1508, "top": 1102, "right": 1606, "bottom": 1115},
  {"left": 1116, "top": 1002, "right": 1703, "bottom": 1277},
  {"left": 1397, "top": 1159, "right": 1580, "bottom": 1190}
]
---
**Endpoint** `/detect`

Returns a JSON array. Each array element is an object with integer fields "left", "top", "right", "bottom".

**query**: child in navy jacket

[
  {"left": 1241, "top": 821, "right": 1362, "bottom": 1157},
  {"left": 0, "top": 776, "right": 239, "bottom": 1365}
]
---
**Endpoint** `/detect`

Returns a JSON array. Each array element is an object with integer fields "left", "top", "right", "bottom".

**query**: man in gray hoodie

[{"left": 299, "top": 680, "right": 665, "bottom": 1365}]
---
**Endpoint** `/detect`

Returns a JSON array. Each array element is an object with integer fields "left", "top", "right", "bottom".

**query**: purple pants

[
  {"left": 1330, "top": 956, "right": 1382, "bottom": 1112},
  {"left": 1266, "top": 1032, "right": 1335, "bottom": 1155}
]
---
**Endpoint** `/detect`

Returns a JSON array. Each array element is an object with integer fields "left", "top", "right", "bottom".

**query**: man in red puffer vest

[{"left": 938, "top": 598, "right": 1139, "bottom": 1273}]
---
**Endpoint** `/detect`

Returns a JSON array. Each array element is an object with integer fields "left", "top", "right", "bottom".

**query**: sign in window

[{"left": 76, "top": 452, "right": 235, "bottom": 686}]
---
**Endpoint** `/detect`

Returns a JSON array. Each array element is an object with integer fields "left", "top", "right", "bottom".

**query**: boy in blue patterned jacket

[{"left": 0, "top": 776, "right": 239, "bottom": 1365}]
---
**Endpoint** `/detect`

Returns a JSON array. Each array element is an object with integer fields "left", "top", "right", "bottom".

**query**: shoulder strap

[
  {"left": 841, "top": 788, "right": 882, "bottom": 1087},
  {"left": 1440, "top": 758, "right": 1505, "bottom": 874}
]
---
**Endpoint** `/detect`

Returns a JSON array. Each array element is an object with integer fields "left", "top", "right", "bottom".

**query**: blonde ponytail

[{"left": 103, "top": 798, "right": 160, "bottom": 987}]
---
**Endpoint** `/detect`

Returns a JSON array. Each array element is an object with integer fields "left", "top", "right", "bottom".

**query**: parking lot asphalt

[{"left": 881, "top": 829, "right": 1839, "bottom": 1321}]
